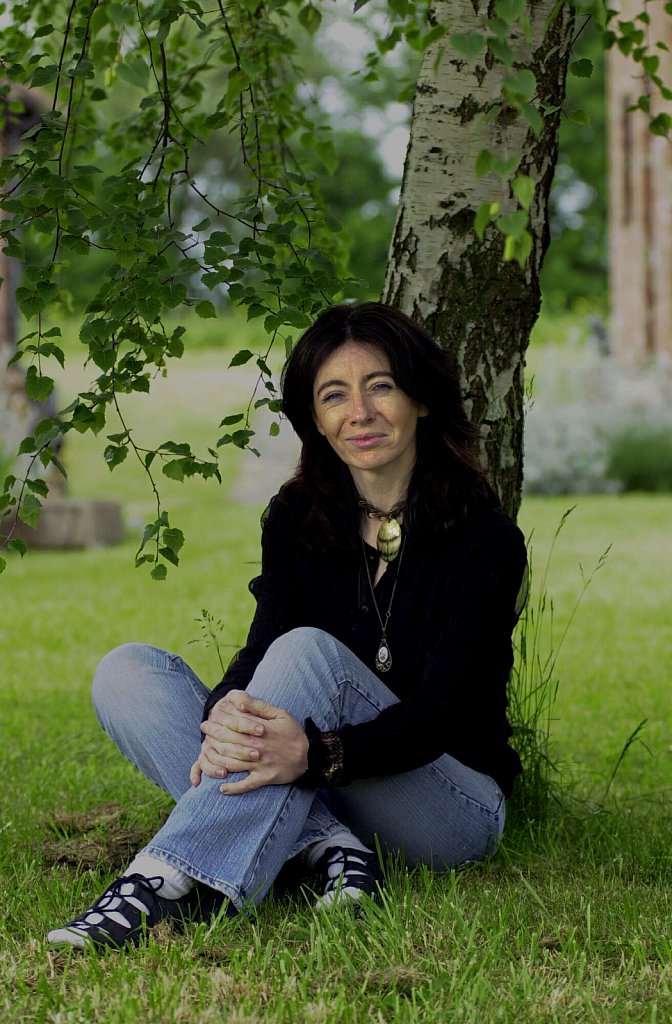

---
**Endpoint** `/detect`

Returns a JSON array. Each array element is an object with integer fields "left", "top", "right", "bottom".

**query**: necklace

[
  {"left": 361, "top": 535, "right": 405, "bottom": 673},
  {"left": 358, "top": 499, "right": 406, "bottom": 562}
]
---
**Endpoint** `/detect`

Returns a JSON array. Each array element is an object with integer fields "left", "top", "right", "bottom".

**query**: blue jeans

[{"left": 92, "top": 627, "right": 505, "bottom": 910}]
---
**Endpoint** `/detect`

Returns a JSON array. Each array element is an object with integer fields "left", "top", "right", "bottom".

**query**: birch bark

[{"left": 383, "top": 0, "right": 574, "bottom": 518}]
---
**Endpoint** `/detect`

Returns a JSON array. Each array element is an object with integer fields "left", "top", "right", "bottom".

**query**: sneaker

[
  {"left": 312, "top": 846, "right": 383, "bottom": 909},
  {"left": 47, "top": 873, "right": 201, "bottom": 950}
]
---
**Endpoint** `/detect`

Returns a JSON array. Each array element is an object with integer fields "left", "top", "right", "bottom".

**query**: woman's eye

[
  {"left": 371, "top": 382, "right": 393, "bottom": 393},
  {"left": 322, "top": 391, "right": 344, "bottom": 404}
]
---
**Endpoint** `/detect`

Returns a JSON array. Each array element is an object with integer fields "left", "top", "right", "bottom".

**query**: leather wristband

[{"left": 296, "top": 717, "right": 345, "bottom": 787}]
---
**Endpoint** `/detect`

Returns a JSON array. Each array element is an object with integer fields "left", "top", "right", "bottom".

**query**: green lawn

[{"left": 1, "top": 343, "right": 670, "bottom": 1023}]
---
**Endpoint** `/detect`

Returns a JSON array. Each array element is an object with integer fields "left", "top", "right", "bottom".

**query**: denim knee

[
  {"left": 249, "top": 627, "right": 345, "bottom": 711},
  {"left": 92, "top": 642, "right": 161, "bottom": 720},
  {"left": 264, "top": 627, "right": 338, "bottom": 664}
]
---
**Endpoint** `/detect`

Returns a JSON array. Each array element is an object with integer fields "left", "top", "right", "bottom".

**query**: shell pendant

[
  {"left": 375, "top": 640, "right": 392, "bottom": 672},
  {"left": 377, "top": 517, "right": 402, "bottom": 562}
]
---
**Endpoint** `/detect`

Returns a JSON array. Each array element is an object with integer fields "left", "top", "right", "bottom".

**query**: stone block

[{"left": 4, "top": 498, "right": 123, "bottom": 549}]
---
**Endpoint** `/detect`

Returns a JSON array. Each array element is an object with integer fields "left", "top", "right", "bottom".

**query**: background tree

[{"left": 381, "top": 0, "right": 575, "bottom": 517}]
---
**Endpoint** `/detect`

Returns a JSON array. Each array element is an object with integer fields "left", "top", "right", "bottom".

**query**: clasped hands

[{"left": 189, "top": 689, "right": 309, "bottom": 794}]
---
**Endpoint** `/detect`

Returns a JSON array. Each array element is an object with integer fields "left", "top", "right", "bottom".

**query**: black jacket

[{"left": 203, "top": 491, "right": 527, "bottom": 797}]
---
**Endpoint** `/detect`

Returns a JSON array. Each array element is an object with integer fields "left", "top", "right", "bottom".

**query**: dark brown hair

[{"left": 279, "top": 302, "right": 497, "bottom": 549}]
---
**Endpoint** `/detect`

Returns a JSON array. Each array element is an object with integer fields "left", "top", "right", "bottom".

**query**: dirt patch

[{"left": 41, "top": 802, "right": 165, "bottom": 871}]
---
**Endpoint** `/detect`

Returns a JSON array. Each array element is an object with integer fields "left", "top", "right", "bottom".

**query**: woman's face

[{"left": 312, "top": 340, "right": 427, "bottom": 486}]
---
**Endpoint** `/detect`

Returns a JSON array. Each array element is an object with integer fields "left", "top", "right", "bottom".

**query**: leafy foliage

[{"left": 0, "top": 0, "right": 353, "bottom": 575}]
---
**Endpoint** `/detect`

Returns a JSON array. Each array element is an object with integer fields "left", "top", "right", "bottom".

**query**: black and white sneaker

[
  {"left": 313, "top": 846, "right": 383, "bottom": 909},
  {"left": 47, "top": 873, "right": 201, "bottom": 950}
]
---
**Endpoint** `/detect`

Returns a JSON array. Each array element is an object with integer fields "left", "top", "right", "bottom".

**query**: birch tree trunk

[{"left": 384, "top": 0, "right": 574, "bottom": 519}]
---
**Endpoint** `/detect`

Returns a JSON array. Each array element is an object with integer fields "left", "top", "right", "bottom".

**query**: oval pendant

[
  {"left": 377, "top": 518, "right": 402, "bottom": 562},
  {"left": 375, "top": 642, "right": 392, "bottom": 672}
]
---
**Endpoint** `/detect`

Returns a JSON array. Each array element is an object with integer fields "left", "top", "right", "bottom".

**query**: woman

[{"left": 48, "top": 302, "right": 527, "bottom": 950}]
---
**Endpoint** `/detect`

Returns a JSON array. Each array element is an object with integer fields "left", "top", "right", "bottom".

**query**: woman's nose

[{"left": 348, "top": 391, "right": 374, "bottom": 423}]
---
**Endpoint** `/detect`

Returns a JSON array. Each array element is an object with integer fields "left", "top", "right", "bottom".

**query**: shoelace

[
  {"left": 69, "top": 874, "right": 164, "bottom": 934},
  {"left": 322, "top": 850, "right": 372, "bottom": 893}
]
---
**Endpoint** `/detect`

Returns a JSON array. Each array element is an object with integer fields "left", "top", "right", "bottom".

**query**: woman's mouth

[{"left": 348, "top": 433, "right": 385, "bottom": 448}]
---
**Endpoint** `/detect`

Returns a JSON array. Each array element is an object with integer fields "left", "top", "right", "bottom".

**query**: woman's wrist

[{"left": 296, "top": 717, "right": 345, "bottom": 787}]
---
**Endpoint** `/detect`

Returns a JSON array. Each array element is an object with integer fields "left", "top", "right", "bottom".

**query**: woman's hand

[{"left": 189, "top": 689, "right": 309, "bottom": 794}]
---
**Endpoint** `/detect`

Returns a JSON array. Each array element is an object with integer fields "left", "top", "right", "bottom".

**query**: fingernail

[
  {"left": 249, "top": 749, "right": 259, "bottom": 760},
  {"left": 255, "top": 725, "right": 263, "bottom": 735}
]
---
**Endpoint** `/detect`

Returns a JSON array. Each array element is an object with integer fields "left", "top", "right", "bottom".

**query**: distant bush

[
  {"left": 523, "top": 400, "right": 617, "bottom": 495},
  {"left": 606, "top": 428, "right": 672, "bottom": 492},
  {"left": 524, "top": 343, "right": 672, "bottom": 495}
]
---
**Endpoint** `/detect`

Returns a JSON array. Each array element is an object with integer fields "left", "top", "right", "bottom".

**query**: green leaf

[
  {"left": 0, "top": 556, "right": 5, "bottom": 574},
  {"left": 33, "top": 24, "right": 55, "bottom": 38},
  {"left": 450, "top": 32, "right": 487, "bottom": 59},
  {"left": 219, "top": 413, "right": 245, "bottom": 426},
  {"left": 18, "top": 493, "right": 41, "bottom": 528},
  {"left": 492, "top": 155, "right": 520, "bottom": 178},
  {"left": 18, "top": 436, "right": 36, "bottom": 455},
  {"left": 424, "top": 25, "right": 447, "bottom": 49},
  {"left": 117, "top": 55, "right": 150, "bottom": 90},
  {"left": 521, "top": 102, "right": 544, "bottom": 136},
  {"left": 512, "top": 174, "right": 536, "bottom": 210},
  {"left": 159, "top": 546, "right": 180, "bottom": 567},
  {"left": 229, "top": 349, "right": 254, "bottom": 367},
  {"left": 504, "top": 228, "right": 533, "bottom": 267},
  {"left": 162, "top": 459, "right": 186, "bottom": 482},
  {"left": 488, "top": 37, "right": 513, "bottom": 67},
  {"left": 354, "top": 0, "right": 374, "bottom": 9},
  {"left": 24, "top": 366, "right": 55, "bottom": 403},
  {"left": 298, "top": 2, "right": 321, "bottom": 33},
  {"left": 475, "top": 149, "right": 493, "bottom": 178},
  {"left": 140, "top": 521, "right": 160, "bottom": 547},
  {"left": 495, "top": 0, "right": 525, "bottom": 25},
  {"left": 246, "top": 304, "right": 267, "bottom": 321},
  {"left": 162, "top": 528, "right": 184, "bottom": 553},
  {"left": 159, "top": 441, "right": 192, "bottom": 455},
  {"left": 497, "top": 209, "right": 528, "bottom": 235},
  {"left": 195, "top": 300, "right": 217, "bottom": 319},
  {"left": 151, "top": 564, "right": 168, "bottom": 581},
  {"left": 475, "top": 202, "right": 494, "bottom": 240},
  {"left": 642, "top": 55, "right": 659, "bottom": 76},
  {"left": 649, "top": 112, "right": 671, "bottom": 137},
  {"left": 104, "top": 444, "right": 128, "bottom": 470},
  {"left": 502, "top": 69, "right": 536, "bottom": 104},
  {"left": 8, "top": 538, "right": 27, "bottom": 556},
  {"left": 31, "top": 64, "right": 58, "bottom": 87},
  {"left": 269, "top": 421, "right": 280, "bottom": 437},
  {"left": 570, "top": 108, "right": 591, "bottom": 126},
  {"left": 570, "top": 58, "right": 593, "bottom": 78},
  {"left": 26, "top": 477, "right": 49, "bottom": 497}
]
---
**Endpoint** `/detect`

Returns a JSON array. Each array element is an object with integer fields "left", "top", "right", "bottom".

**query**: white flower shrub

[{"left": 523, "top": 340, "right": 672, "bottom": 495}]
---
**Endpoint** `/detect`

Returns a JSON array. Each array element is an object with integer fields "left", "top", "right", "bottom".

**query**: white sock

[
  {"left": 303, "top": 829, "right": 372, "bottom": 870},
  {"left": 124, "top": 854, "right": 195, "bottom": 900}
]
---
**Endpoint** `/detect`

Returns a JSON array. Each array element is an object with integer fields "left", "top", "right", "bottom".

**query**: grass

[{"left": 1, "top": 338, "right": 671, "bottom": 1022}]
